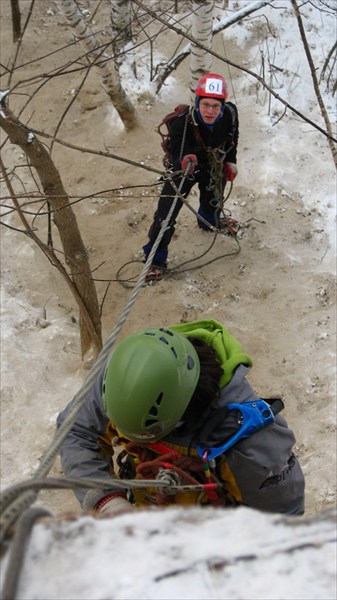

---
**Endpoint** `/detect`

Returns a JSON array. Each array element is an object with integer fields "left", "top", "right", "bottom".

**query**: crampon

[
  {"left": 145, "top": 266, "right": 164, "bottom": 284},
  {"left": 218, "top": 217, "right": 240, "bottom": 236}
]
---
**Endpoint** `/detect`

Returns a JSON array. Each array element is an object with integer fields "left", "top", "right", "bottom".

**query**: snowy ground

[
  {"left": 0, "top": 1, "right": 336, "bottom": 598},
  {"left": 1, "top": 506, "right": 336, "bottom": 600}
]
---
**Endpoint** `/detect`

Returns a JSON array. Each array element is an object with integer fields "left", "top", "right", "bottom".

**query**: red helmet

[{"left": 195, "top": 73, "right": 228, "bottom": 100}]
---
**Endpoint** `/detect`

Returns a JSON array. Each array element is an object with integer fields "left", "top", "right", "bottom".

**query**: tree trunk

[
  {"left": 57, "top": 0, "right": 138, "bottom": 131},
  {"left": 110, "top": 0, "right": 136, "bottom": 76},
  {"left": 10, "top": 0, "right": 21, "bottom": 42},
  {"left": 0, "top": 103, "right": 103, "bottom": 359},
  {"left": 190, "top": 0, "right": 214, "bottom": 101}
]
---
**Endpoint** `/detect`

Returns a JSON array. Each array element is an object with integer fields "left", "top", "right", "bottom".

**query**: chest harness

[{"left": 111, "top": 398, "right": 284, "bottom": 507}]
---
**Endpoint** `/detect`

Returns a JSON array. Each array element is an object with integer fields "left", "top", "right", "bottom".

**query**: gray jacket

[{"left": 57, "top": 364, "right": 305, "bottom": 515}]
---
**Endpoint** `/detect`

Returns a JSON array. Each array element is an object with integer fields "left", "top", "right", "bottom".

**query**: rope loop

[
  {"left": 206, "top": 146, "right": 226, "bottom": 197},
  {"left": 155, "top": 469, "right": 181, "bottom": 495}
]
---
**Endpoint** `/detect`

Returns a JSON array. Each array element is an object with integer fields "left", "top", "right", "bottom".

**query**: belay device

[{"left": 197, "top": 399, "right": 284, "bottom": 461}]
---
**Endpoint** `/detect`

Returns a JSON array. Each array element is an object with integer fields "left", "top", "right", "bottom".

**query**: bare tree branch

[
  {"left": 291, "top": 0, "right": 337, "bottom": 167},
  {"left": 151, "top": 0, "right": 273, "bottom": 91},
  {"left": 132, "top": 0, "right": 336, "bottom": 144},
  {"left": 0, "top": 101, "right": 103, "bottom": 358},
  {"left": 320, "top": 40, "right": 337, "bottom": 93},
  {"left": 13, "top": 125, "right": 166, "bottom": 176}
]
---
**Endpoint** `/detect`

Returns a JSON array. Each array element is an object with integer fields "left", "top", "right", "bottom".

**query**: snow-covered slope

[{"left": 1, "top": 1, "right": 336, "bottom": 599}]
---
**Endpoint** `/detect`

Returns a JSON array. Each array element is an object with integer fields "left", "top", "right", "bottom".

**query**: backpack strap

[
  {"left": 223, "top": 101, "right": 237, "bottom": 150},
  {"left": 179, "top": 110, "right": 191, "bottom": 162}
]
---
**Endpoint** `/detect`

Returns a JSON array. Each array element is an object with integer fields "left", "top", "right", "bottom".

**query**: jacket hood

[{"left": 169, "top": 319, "right": 253, "bottom": 387}]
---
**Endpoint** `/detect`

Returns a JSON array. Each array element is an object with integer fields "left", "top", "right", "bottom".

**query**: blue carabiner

[{"left": 197, "top": 400, "right": 275, "bottom": 461}]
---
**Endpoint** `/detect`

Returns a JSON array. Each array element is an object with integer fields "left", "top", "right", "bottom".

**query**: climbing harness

[
  {"left": 118, "top": 440, "right": 226, "bottom": 506},
  {"left": 107, "top": 400, "right": 284, "bottom": 505}
]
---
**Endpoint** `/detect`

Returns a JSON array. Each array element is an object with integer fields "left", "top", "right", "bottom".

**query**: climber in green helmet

[
  {"left": 57, "top": 319, "right": 305, "bottom": 517},
  {"left": 102, "top": 328, "right": 200, "bottom": 442}
]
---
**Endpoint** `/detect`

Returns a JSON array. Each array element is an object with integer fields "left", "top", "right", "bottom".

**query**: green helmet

[{"left": 102, "top": 327, "right": 200, "bottom": 442}]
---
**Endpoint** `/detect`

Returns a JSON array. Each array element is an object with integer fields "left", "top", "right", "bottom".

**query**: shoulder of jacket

[
  {"left": 224, "top": 102, "right": 238, "bottom": 120},
  {"left": 170, "top": 111, "right": 190, "bottom": 131}
]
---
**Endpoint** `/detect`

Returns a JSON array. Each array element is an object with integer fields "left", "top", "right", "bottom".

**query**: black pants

[{"left": 143, "top": 170, "right": 227, "bottom": 266}]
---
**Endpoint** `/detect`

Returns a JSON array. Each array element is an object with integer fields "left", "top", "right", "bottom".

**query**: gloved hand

[
  {"left": 181, "top": 154, "right": 198, "bottom": 173},
  {"left": 95, "top": 493, "right": 133, "bottom": 518},
  {"left": 223, "top": 162, "right": 238, "bottom": 182}
]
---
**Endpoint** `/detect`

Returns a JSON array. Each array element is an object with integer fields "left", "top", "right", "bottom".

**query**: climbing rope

[
  {"left": 206, "top": 146, "right": 227, "bottom": 202},
  {"left": 166, "top": 180, "right": 243, "bottom": 274},
  {"left": 116, "top": 178, "right": 244, "bottom": 288},
  {"left": 1, "top": 507, "right": 52, "bottom": 600},
  {"left": 0, "top": 474, "right": 220, "bottom": 501},
  {"left": 0, "top": 168, "right": 192, "bottom": 546}
]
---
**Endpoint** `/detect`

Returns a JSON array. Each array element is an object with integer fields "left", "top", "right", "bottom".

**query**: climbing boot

[{"left": 145, "top": 266, "right": 164, "bottom": 284}]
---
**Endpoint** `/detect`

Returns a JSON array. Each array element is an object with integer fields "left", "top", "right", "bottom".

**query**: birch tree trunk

[
  {"left": 110, "top": 0, "right": 136, "bottom": 76},
  {"left": 190, "top": 0, "right": 214, "bottom": 102},
  {"left": 147, "top": 0, "right": 272, "bottom": 93},
  {"left": 57, "top": 0, "right": 138, "bottom": 131},
  {"left": 0, "top": 103, "right": 103, "bottom": 360}
]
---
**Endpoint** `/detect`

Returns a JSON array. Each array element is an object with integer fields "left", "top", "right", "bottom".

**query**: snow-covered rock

[{"left": 1, "top": 505, "right": 336, "bottom": 600}]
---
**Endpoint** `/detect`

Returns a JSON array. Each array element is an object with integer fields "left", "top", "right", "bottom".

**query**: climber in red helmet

[{"left": 142, "top": 73, "right": 239, "bottom": 282}]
